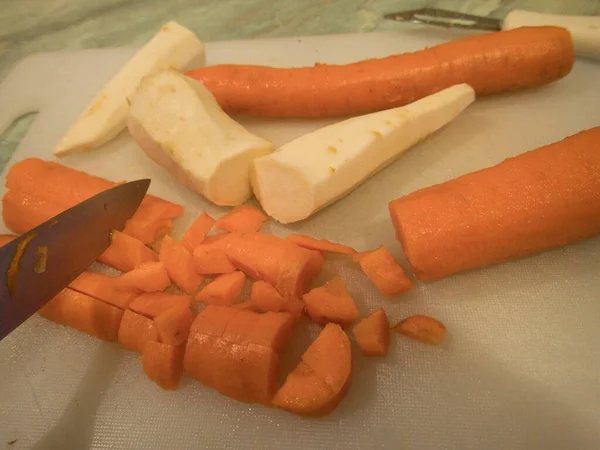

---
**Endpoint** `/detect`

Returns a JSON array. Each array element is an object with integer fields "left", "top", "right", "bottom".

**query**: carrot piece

[
  {"left": 392, "top": 315, "right": 447, "bottom": 345},
  {"left": 246, "top": 311, "right": 296, "bottom": 352},
  {"left": 287, "top": 234, "right": 357, "bottom": 255},
  {"left": 181, "top": 212, "right": 215, "bottom": 251},
  {"left": 389, "top": 127, "right": 600, "bottom": 281},
  {"left": 0, "top": 234, "right": 17, "bottom": 246},
  {"left": 352, "top": 251, "right": 371, "bottom": 263},
  {"left": 128, "top": 292, "right": 191, "bottom": 319},
  {"left": 215, "top": 205, "right": 267, "bottom": 233},
  {"left": 302, "top": 277, "right": 359, "bottom": 328},
  {"left": 159, "top": 235, "right": 203, "bottom": 294},
  {"left": 225, "top": 232, "right": 317, "bottom": 297},
  {"left": 118, "top": 309, "right": 159, "bottom": 353},
  {"left": 352, "top": 308, "right": 391, "bottom": 357},
  {"left": 99, "top": 230, "right": 158, "bottom": 272},
  {"left": 306, "top": 249, "right": 325, "bottom": 278},
  {"left": 114, "top": 261, "right": 171, "bottom": 292},
  {"left": 2, "top": 190, "right": 63, "bottom": 234},
  {"left": 240, "top": 343, "right": 279, "bottom": 404},
  {"left": 357, "top": 246, "right": 413, "bottom": 297},
  {"left": 192, "top": 233, "right": 232, "bottom": 252},
  {"left": 189, "top": 305, "right": 240, "bottom": 336},
  {"left": 195, "top": 271, "right": 246, "bottom": 305},
  {"left": 249, "top": 280, "right": 284, "bottom": 313},
  {"left": 142, "top": 341, "right": 185, "bottom": 390},
  {"left": 38, "top": 288, "right": 123, "bottom": 341},
  {"left": 68, "top": 271, "right": 140, "bottom": 309},
  {"left": 154, "top": 304, "right": 193, "bottom": 346},
  {"left": 186, "top": 27, "right": 573, "bottom": 118},
  {"left": 192, "top": 247, "right": 236, "bottom": 275}
]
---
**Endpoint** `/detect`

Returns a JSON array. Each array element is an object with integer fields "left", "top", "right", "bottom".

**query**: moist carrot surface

[
  {"left": 142, "top": 341, "right": 185, "bottom": 390},
  {"left": 358, "top": 246, "right": 413, "bottom": 297},
  {"left": 118, "top": 309, "right": 159, "bottom": 353},
  {"left": 193, "top": 247, "right": 236, "bottom": 275},
  {"left": 352, "top": 308, "right": 391, "bottom": 357},
  {"left": 114, "top": 262, "right": 171, "bottom": 292},
  {"left": 287, "top": 234, "right": 357, "bottom": 255},
  {"left": 215, "top": 205, "right": 267, "bottom": 233},
  {"left": 159, "top": 235, "right": 203, "bottom": 294},
  {"left": 154, "top": 304, "right": 193, "bottom": 346},
  {"left": 303, "top": 277, "right": 359, "bottom": 328},
  {"left": 69, "top": 271, "right": 140, "bottom": 309},
  {"left": 128, "top": 292, "right": 191, "bottom": 319},
  {"left": 181, "top": 212, "right": 215, "bottom": 251},
  {"left": 249, "top": 280, "right": 284, "bottom": 312},
  {"left": 99, "top": 230, "right": 158, "bottom": 272},
  {"left": 389, "top": 126, "right": 600, "bottom": 281},
  {"left": 39, "top": 288, "right": 123, "bottom": 341},
  {"left": 195, "top": 271, "right": 246, "bottom": 305}
]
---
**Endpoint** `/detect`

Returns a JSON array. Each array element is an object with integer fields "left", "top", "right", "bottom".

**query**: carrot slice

[
  {"left": 286, "top": 234, "right": 357, "bottom": 255},
  {"left": 142, "top": 341, "right": 185, "bottom": 390},
  {"left": 192, "top": 233, "right": 232, "bottom": 252},
  {"left": 181, "top": 212, "right": 215, "bottom": 251},
  {"left": 189, "top": 305, "right": 240, "bottom": 336},
  {"left": 38, "top": 288, "right": 123, "bottom": 341},
  {"left": 193, "top": 247, "right": 236, "bottom": 275},
  {"left": 352, "top": 308, "right": 391, "bottom": 356},
  {"left": 195, "top": 271, "right": 246, "bottom": 305},
  {"left": 68, "top": 271, "right": 140, "bottom": 309},
  {"left": 114, "top": 261, "right": 171, "bottom": 292},
  {"left": 249, "top": 280, "right": 284, "bottom": 313},
  {"left": 215, "top": 205, "right": 267, "bottom": 233},
  {"left": 99, "top": 230, "right": 158, "bottom": 272},
  {"left": 0, "top": 234, "right": 17, "bottom": 246},
  {"left": 154, "top": 304, "right": 193, "bottom": 346},
  {"left": 128, "top": 292, "right": 191, "bottom": 319},
  {"left": 118, "top": 309, "right": 159, "bottom": 353},
  {"left": 358, "top": 246, "right": 413, "bottom": 297},
  {"left": 159, "top": 235, "right": 203, "bottom": 294},
  {"left": 302, "top": 277, "right": 359, "bottom": 328},
  {"left": 392, "top": 315, "right": 447, "bottom": 345}
]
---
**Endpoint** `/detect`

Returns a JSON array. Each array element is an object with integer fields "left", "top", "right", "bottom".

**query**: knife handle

[{"left": 502, "top": 10, "right": 600, "bottom": 61}]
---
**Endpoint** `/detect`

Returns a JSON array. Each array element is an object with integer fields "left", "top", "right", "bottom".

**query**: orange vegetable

[
  {"left": 118, "top": 309, "right": 159, "bottom": 353},
  {"left": 306, "top": 249, "right": 325, "bottom": 278},
  {"left": 192, "top": 247, "right": 236, "bottom": 275},
  {"left": 225, "top": 232, "right": 318, "bottom": 297},
  {"left": 128, "top": 292, "right": 191, "bottom": 319},
  {"left": 159, "top": 235, "right": 203, "bottom": 294},
  {"left": 38, "top": 288, "right": 123, "bottom": 341},
  {"left": 2, "top": 189, "right": 63, "bottom": 233},
  {"left": 392, "top": 315, "right": 447, "bottom": 345},
  {"left": 154, "top": 304, "right": 193, "bottom": 346},
  {"left": 0, "top": 234, "right": 17, "bottom": 246},
  {"left": 215, "top": 205, "right": 267, "bottom": 233},
  {"left": 114, "top": 261, "right": 171, "bottom": 292},
  {"left": 98, "top": 230, "right": 158, "bottom": 272},
  {"left": 302, "top": 277, "right": 359, "bottom": 328},
  {"left": 192, "top": 233, "right": 232, "bottom": 252},
  {"left": 181, "top": 212, "right": 215, "bottom": 251},
  {"left": 357, "top": 246, "right": 413, "bottom": 297},
  {"left": 249, "top": 280, "right": 284, "bottom": 312},
  {"left": 142, "top": 341, "right": 185, "bottom": 390},
  {"left": 273, "top": 323, "right": 352, "bottom": 416},
  {"left": 186, "top": 27, "right": 573, "bottom": 118},
  {"left": 189, "top": 304, "right": 240, "bottom": 336},
  {"left": 195, "top": 271, "right": 246, "bottom": 305},
  {"left": 352, "top": 308, "right": 390, "bottom": 357},
  {"left": 68, "top": 271, "right": 140, "bottom": 309},
  {"left": 287, "top": 234, "right": 357, "bottom": 255}
]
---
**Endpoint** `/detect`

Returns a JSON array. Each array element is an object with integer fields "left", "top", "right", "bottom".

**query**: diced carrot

[
  {"left": 159, "top": 235, "right": 203, "bottom": 294},
  {"left": 99, "top": 230, "right": 158, "bottom": 272},
  {"left": 193, "top": 247, "right": 236, "bottom": 275},
  {"left": 221, "top": 309, "right": 260, "bottom": 344},
  {"left": 183, "top": 333, "right": 218, "bottom": 386},
  {"left": 189, "top": 305, "right": 240, "bottom": 336},
  {"left": 114, "top": 261, "right": 171, "bottom": 292},
  {"left": 154, "top": 304, "right": 193, "bottom": 346},
  {"left": 392, "top": 315, "right": 447, "bottom": 345},
  {"left": 142, "top": 341, "right": 185, "bottom": 390},
  {"left": 286, "top": 234, "right": 357, "bottom": 255},
  {"left": 249, "top": 280, "right": 284, "bottom": 313},
  {"left": 246, "top": 311, "right": 296, "bottom": 352},
  {"left": 68, "top": 271, "right": 140, "bottom": 309},
  {"left": 192, "top": 233, "right": 232, "bottom": 252},
  {"left": 358, "top": 246, "right": 413, "bottom": 297},
  {"left": 306, "top": 249, "right": 325, "bottom": 278},
  {"left": 352, "top": 308, "right": 391, "bottom": 357},
  {"left": 302, "top": 277, "right": 359, "bottom": 328},
  {"left": 181, "top": 212, "right": 215, "bottom": 251},
  {"left": 225, "top": 232, "right": 317, "bottom": 297},
  {"left": 118, "top": 309, "right": 159, "bottom": 353},
  {"left": 128, "top": 292, "right": 191, "bottom": 319},
  {"left": 38, "top": 288, "right": 123, "bottom": 341},
  {"left": 0, "top": 234, "right": 17, "bottom": 246},
  {"left": 240, "top": 343, "right": 279, "bottom": 404},
  {"left": 195, "top": 271, "right": 246, "bottom": 305},
  {"left": 215, "top": 205, "right": 267, "bottom": 233}
]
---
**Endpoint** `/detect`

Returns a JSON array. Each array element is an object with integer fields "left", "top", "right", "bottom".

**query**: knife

[
  {"left": 0, "top": 178, "right": 150, "bottom": 341},
  {"left": 384, "top": 8, "right": 600, "bottom": 60}
]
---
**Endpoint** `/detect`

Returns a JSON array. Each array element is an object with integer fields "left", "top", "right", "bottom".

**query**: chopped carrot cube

[
  {"left": 358, "top": 246, "right": 413, "bottom": 297},
  {"left": 154, "top": 304, "right": 193, "bottom": 346},
  {"left": 118, "top": 309, "right": 158, "bottom": 353},
  {"left": 159, "top": 235, "right": 203, "bottom": 294},
  {"left": 302, "top": 277, "right": 359, "bottom": 328},
  {"left": 114, "top": 261, "right": 171, "bottom": 292},
  {"left": 193, "top": 247, "right": 236, "bottom": 275},
  {"left": 181, "top": 212, "right": 215, "bottom": 251},
  {"left": 352, "top": 308, "right": 390, "bottom": 356},
  {"left": 215, "top": 205, "right": 267, "bottom": 233},
  {"left": 142, "top": 341, "right": 185, "bottom": 390},
  {"left": 195, "top": 271, "right": 246, "bottom": 305},
  {"left": 392, "top": 314, "right": 446, "bottom": 345}
]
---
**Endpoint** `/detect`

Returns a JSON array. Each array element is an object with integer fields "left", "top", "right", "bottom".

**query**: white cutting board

[{"left": 0, "top": 29, "right": 599, "bottom": 450}]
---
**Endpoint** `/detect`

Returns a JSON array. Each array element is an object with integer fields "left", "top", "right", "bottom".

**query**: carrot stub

[
  {"left": 357, "top": 246, "right": 413, "bottom": 297},
  {"left": 181, "top": 212, "right": 215, "bottom": 251},
  {"left": 195, "top": 271, "right": 246, "bottom": 305},
  {"left": 142, "top": 341, "right": 185, "bottom": 390},
  {"left": 352, "top": 308, "right": 391, "bottom": 357},
  {"left": 159, "top": 235, "right": 203, "bottom": 294},
  {"left": 302, "top": 277, "right": 359, "bottom": 328},
  {"left": 287, "top": 234, "right": 357, "bottom": 255},
  {"left": 392, "top": 315, "right": 446, "bottom": 345},
  {"left": 215, "top": 205, "right": 267, "bottom": 233}
]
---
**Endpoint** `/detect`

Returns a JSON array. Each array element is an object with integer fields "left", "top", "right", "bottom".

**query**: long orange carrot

[
  {"left": 186, "top": 27, "right": 573, "bottom": 118},
  {"left": 389, "top": 127, "right": 600, "bottom": 280}
]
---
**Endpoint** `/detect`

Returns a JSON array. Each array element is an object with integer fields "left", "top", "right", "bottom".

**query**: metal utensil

[
  {"left": 0, "top": 178, "right": 150, "bottom": 340},
  {"left": 384, "top": 8, "right": 600, "bottom": 60}
]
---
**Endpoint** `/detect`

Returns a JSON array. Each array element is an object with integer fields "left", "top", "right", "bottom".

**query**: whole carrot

[{"left": 186, "top": 26, "right": 574, "bottom": 118}]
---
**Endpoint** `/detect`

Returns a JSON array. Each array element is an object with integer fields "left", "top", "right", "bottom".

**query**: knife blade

[
  {"left": 0, "top": 178, "right": 150, "bottom": 341},
  {"left": 384, "top": 8, "right": 600, "bottom": 60}
]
